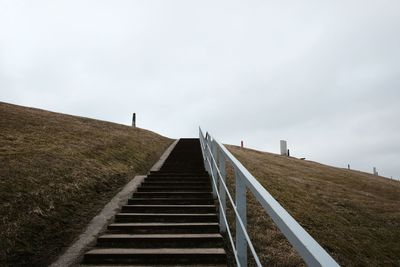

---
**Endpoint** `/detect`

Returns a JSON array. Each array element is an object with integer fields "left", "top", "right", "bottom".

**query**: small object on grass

[
  {"left": 132, "top": 113, "right": 136, "bottom": 127},
  {"left": 280, "top": 140, "right": 287, "bottom": 156}
]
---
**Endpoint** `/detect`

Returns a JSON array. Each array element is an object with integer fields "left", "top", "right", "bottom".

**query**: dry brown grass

[
  {"left": 224, "top": 145, "right": 400, "bottom": 266},
  {"left": 0, "top": 102, "right": 172, "bottom": 267}
]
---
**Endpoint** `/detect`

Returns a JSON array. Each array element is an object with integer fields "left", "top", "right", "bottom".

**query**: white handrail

[
  {"left": 199, "top": 127, "right": 340, "bottom": 267},
  {"left": 200, "top": 132, "right": 262, "bottom": 266}
]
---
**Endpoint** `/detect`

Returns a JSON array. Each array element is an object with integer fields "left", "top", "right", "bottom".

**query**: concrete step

[
  {"left": 96, "top": 233, "right": 224, "bottom": 248},
  {"left": 142, "top": 181, "right": 211, "bottom": 187},
  {"left": 114, "top": 213, "right": 218, "bottom": 223},
  {"left": 80, "top": 264, "right": 226, "bottom": 267},
  {"left": 132, "top": 192, "right": 213, "bottom": 199},
  {"left": 145, "top": 176, "right": 210, "bottom": 181},
  {"left": 149, "top": 168, "right": 206, "bottom": 172},
  {"left": 127, "top": 198, "right": 214, "bottom": 205},
  {"left": 120, "top": 205, "right": 216, "bottom": 214},
  {"left": 137, "top": 187, "right": 211, "bottom": 192},
  {"left": 148, "top": 172, "right": 209, "bottom": 178},
  {"left": 144, "top": 178, "right": 210, "bottom": 183},
  {"left": 146, "top": 176, "right": 209, "bottom": 180},
  {"left": 107, "top": 222, "right": 220, "bottom": 234},
  {"left": 159, "top": 169, "right": 207, "bottom": 174},
  {"left": 80, "top": 265, "right": 226, "bottom": 267},
  {"left": 83, "top": 248, "right": 226, "bottom": 265}
]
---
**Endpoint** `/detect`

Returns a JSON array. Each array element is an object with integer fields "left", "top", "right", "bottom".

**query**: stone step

[
  {"left": 114, "top": 213, "right": 218, "bottom": 223},
  {"left": 80, "top": 265, "right": 226, "bottom": 267},
  {"left": 127, "top": 198, "right": 214, "bottom": 205},
  {"left": 144, "top": 177, "right": 210, "bottom": 183},
  {"left": 120, "top": 205, "right": 216, "bottom": 214},
  {"left": 159, "top": 169, "right": 206, "bottom": 173},
  {"left": 83, "top": 248, "right": 226, "bottom": 265},
  {"left": 142, "top": 181, "right": 211, "bottom": 187},
  {"left": 132, "top": 192, "right": 213, "bottom": 199},
  {"left": 146, "top": 176, "right": 209, "bottom": 180},
  {"left": 80, "top": 264, "right": 226, "bottom": 267},
  {"left": 96, "top": 233, "right": 224, "bottom": 248},
  {"left": 148, "top": 172, "right": 209, "bottom": 178},
  {"left": 137, "top": 187, "right": 211, "bottom": 192},
  {"left": 107, "top": 222, "right": 220, "bottom": 234}
]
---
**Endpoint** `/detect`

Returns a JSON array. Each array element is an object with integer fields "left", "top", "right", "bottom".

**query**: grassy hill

[
  {"left": 226, "top": 145, "right": 400, "bottom": 266},
  {"left": 2, "top": 101, "right": 399, "bottom": 267},
  {"left": 0, "top": 102, "right": 172, "bottom": 266}
]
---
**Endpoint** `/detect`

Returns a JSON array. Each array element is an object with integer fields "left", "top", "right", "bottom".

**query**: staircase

[{"left": 82, "top": 138, "right": 227, "bottom": 266}]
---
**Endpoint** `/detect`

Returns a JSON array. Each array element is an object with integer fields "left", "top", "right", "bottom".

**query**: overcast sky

[{"left": 1, "top": 1, "right": 399, "bottom": 180}]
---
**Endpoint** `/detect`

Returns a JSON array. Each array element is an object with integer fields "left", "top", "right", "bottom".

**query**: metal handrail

[
  {"left": 200, "top": 132, "right": 261, "bottom": 267},
  {"left": 199, "top": 127, "right": 340, "bottom": 267}
]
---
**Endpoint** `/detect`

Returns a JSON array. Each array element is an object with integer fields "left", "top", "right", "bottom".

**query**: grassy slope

[
  {"left": 0, "top": 102, "right": 172, "bottom": 267},
  {"left": 226, "top": 145, "right": 400, "bottom": 266}
]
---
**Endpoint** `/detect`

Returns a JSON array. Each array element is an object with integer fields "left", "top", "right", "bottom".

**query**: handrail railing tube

[
  {"left": 200, "top": 130, "right": 262, "bottom": 267},
  {"left": 204, "top": 151, "right": 241, "bottom": 266},
  {"left": 199, "top": 132, "right": 240, "bottom": 264},
  {"left": 199, "top": 127, "right": 340, "bottom": 267}
]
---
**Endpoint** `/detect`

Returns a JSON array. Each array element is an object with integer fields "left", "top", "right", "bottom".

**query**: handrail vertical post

[
  {"left": 204, "top": 133, "right": 211, "bottom": 176},
  {"left": 207, "top": 135, "right": 217, "bottom": 199},
  {"left": 236, "top": 168, "right": 247, "bottom": 267},
  {"left": 218, "top": 148, "right": 227, "bottom": 233},
  {"left": 211, "top": 139, "right": 219, "bottom": 199},
  {"left": 200, "top": 129, "right": 209, "bottom": 175}
]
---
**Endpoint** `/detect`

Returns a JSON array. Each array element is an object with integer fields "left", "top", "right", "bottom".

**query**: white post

[
  {"left": 280, "top": 140, "right": 287, "bottom": 156},
  {"left": 203, "top": 138, "right": 210, "bottom": 175},
  {"left": 207, "top": 136, "right": 217, "bottom": 199},
  {"left": 218, "top": 149, "right": 227, "bottom": 233},
  {"left": 236, "top": 169, "right": 247, "bottom": 267},
  {"left": 211, "top": 139, "right": 218, "bottom": 200}
]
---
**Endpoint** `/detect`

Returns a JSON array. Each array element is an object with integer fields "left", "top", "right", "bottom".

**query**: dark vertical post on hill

[
  {"left": 373, "top": 167, "right": 378, "bottom": 176},
  {"left": 132, "top": 113, "right": 136, "bottom": 127}
]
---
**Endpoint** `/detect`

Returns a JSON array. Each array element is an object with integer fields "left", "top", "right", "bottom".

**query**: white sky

[{"left": 1, "top": 0, "right": 399, "bottom": 180}]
